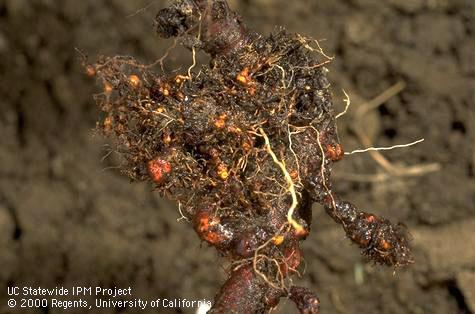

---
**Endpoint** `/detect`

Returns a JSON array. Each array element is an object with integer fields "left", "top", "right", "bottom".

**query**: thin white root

[
  {"left": 177, "top": 202, "right": 189, "bottom": 222},
  {"left": 187, "top": 12, "right": 202, "bottom": 80},
  {"left": 335, "top": 89, "right": 351, "bottom": 120},
  {"left": 187, "top": 46, "right": 197, "bottom": 80},
  {"left": 345, "top": 138, "right": 425, "bottom": 155},
  {"left": 297, "top": 34, "right": 335, "bottom": 61},
  {"left": 346, "top": 82, "right": 440, "bottom": 179},
  {"left": 259, "top": 128, "right": 304, "bottom": 234}
]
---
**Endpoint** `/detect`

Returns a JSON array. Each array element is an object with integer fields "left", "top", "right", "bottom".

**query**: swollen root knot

[
  {"left": 289, "top": 286, "right": 320, "bottom": 314},
  {"left": 324, "top": 198, "right": 414, "bottom": 267}
]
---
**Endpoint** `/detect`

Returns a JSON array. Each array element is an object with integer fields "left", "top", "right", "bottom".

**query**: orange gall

[{"left": 147, "top": 158, "right": 172, "bottom": 184}]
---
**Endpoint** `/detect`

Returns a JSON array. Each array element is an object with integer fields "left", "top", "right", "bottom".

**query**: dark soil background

[{"left": 0, "top": 0, "right": 474, "bottom": 313}]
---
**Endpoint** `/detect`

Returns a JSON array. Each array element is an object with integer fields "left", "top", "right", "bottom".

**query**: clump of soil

[{"left": 89, "top": 0, "right": 413, "bottom": 312}]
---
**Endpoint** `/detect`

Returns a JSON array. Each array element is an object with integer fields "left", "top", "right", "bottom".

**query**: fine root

[
  {"left": 345, "top": 138, "right": 425, "bottom": 155},
  {"left": 335, "top": 89, "right": 351, "bottom": 120},
  {"left": 342, "top": 82, "right": 440, "bottom": 181},
  {"left": 259, "top": 128, "right": 304, "bottom": 235}
]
